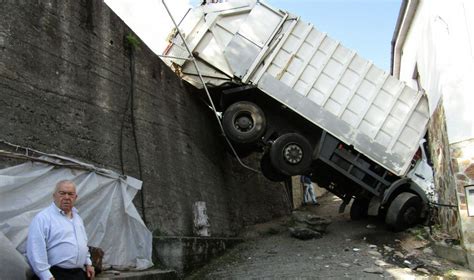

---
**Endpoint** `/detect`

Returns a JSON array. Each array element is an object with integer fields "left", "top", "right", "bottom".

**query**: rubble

[
  {"left": 416, "top": 268, "right": 430, "bottom": 274},
  {"left": 368, "top": 250, "right": 383, "bottom": 258},
  {"left": 304, "top": 215, "right": 332, "bottom": 232},
  {"left": 289, "top": 211, "right": 331, "bottom": 240},
  {"left": 374, "top": 260, "right": 390, "bottom": 267},
  {"left": 422, "top": 247, "right": 433, "bottom": 254},
  {"left": 383, "top": 245, "right": 394, "bottom": 252},
  {"left": 363, "top": 267, "right": 384, "bottom": 274},
  {"left": 393, "top": 251, "right": 405, "bottom": 258},
  {"left": 288, "top": 227, "right": 322, "bottom": 240},
  {"left": 291, "top": 211, "right": 332, "bottom": 233}
]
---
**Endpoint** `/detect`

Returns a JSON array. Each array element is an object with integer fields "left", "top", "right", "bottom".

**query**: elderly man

[{"left": 27, "top": 180, "right": 95, "bottom": 280}]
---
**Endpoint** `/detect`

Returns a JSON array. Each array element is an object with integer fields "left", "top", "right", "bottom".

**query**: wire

[
  {"left": 129, "top": 46, "right": 147, "bottom": 226},
  {"left": 429, "top": 202, "right": 458, "bottom": 208},
  {"left": 0, "top": 141, "right": 124, "bottom": 180},
  {"left": 430, "top": 185, "right": 474, "bottom": 209},
  {"left": 162, "top": 0, "right": 259, "bottom": 173},
  {"left": 119, "top": 68, "right": 132, "bottom": 175}
]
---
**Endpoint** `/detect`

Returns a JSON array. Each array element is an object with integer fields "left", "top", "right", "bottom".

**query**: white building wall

[
  {"left": 396, "top": 0, "right": 474, "bottom": 268},
  {"left": 399, "top": 0, "right": 474, "bottom": 144}
]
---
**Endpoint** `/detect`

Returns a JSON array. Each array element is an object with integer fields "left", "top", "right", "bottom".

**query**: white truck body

[{"left": 162, "top": 0, "right": 430, "bottom": 178}]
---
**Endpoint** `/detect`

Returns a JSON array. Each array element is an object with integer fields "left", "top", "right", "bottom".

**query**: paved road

[{"left": 187, "top": 194, "right": 474, "bottom": 279}]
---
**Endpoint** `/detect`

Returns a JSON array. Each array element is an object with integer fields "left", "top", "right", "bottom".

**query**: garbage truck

[{"left": 161, "top": 0, "right": 436, "bottom": 230}]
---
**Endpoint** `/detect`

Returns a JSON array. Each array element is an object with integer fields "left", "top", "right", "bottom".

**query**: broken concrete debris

[
  {"left": 289, "top": 211, "right": 331, "bottom": 240},
  {"left": 416, "top": 268, "right": 430, "bottom": 274},
  {"left": 383, "top": 245, "right": 394, "bottom": 252},
  {"left": 363, "top": 266, "right": 384, "bottom": 274},
  {"left": 289, "top": 227, "right": 322, "bottom": 240},
  {"left": 368, "top": 250, "right": 383, "bottom": 258},
  {"left": 422, "top": 247, "right": 434, "bottom": 254},
  {"left": 374, "top": 260, "right": 390, "bottom": 267},
  {"left": 393, "top": 251, "right": 405, "bottom": 258}
]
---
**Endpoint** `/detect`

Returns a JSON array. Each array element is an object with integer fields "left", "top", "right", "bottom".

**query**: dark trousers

[{"left": 32, "top": 266, "right": 87, "bottom": 280}]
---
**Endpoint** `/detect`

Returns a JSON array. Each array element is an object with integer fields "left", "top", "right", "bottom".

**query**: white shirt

[{"left": 26, "top": 203, "right": 92, "bottom": 280}]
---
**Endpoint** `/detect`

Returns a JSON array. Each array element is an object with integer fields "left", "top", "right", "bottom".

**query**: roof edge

[{"left": 391, "top": 0, "right": 408, "bottom": 75}]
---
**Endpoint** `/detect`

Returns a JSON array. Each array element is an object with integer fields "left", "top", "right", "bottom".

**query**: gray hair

[{"left": 54, "top": 180, "right": 77, "bottom": 193}]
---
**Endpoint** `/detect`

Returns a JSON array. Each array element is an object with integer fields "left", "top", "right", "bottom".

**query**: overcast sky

[{"left": 104, "top": 0, "right": 401, "bottom": 70}]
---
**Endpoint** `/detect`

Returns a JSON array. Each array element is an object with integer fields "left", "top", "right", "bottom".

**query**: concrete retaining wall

[
  {"left": 153, "top": 236, "right": 243, "bottom": 276},
  {"left": 0, "top": 0, "right": 289, "bottom": 240}
]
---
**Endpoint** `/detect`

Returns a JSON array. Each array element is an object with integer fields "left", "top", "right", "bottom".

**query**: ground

[{"left": 186, "top": 193, "right": 474, "bottom": 279}]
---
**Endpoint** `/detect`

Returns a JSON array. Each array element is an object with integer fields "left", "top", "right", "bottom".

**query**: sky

[{"left": 105, "top": 0, "right": 402, "bottom": 71}]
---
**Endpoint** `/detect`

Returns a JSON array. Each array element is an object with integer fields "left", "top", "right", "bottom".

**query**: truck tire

[
  {"left": 269, "top": 133, "right": 312, "bottom": 176},
  {"left": 260, "top": 153, "right": 287, "bottom": 182},
  {"left": 385, "top": 192, "right": 422, "bottom": 231},
  {"left": 350, "top": 198, "right": 369, "bottom": 220},
  {"left": 222, "top": 101, "right": 266, "bottom": 144}
]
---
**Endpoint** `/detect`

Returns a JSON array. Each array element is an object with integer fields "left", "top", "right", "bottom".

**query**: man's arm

[
  {"left": 26, "top": 216, "right": 54, "bottom": 280},
  {"left": 86, "top": 265, "right": 95, "bottom": 279},
  {"left": 85, "top": 250, "right": 95, "bottom": 279}
]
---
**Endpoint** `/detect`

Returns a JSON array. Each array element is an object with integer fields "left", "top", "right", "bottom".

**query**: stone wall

[
  {"left": 0, "top": 0, "right": 289, "bottom": 238},
  {"left": 426, "top": 98, "right": 460, "bottom": 238}
]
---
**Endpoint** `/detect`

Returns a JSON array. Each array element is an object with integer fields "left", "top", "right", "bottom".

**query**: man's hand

[{"left": 86, "top": 265, "right": 95, "bottom": 279}]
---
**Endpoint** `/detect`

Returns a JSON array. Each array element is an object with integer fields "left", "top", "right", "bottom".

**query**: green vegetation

[
  {"left": 407, "top": 226, "right": 429, "bottom": 240},
  {"left": 125, "top": 33, "right": 141, "bottom": 50},
  {"left": 443, "top": 269, "right": 458, "bottom": 280}
]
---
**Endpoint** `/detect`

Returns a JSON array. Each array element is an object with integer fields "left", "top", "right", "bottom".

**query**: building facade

[{"left": 392, "top": 0, "right": 474, "bottom": 268}]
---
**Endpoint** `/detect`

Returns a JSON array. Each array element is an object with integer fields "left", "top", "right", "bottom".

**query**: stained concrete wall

[{"left": 0, "top": 0, "right": 289, "bottom": 239}]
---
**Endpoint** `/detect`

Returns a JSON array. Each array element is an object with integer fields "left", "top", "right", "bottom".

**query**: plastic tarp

[{"left": 0, "top": 155, "right": 153, "bottom": 275}]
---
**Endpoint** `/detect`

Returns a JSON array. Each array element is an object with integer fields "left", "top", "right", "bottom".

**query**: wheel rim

[
  {"left": 403, "top": 206, "right": 418, "bottom": 224},
  {"left": 283, "top": 143, "right": 303, "bottom": 164},
  {"left": 233, "top": 113, "right": 253, "bottom": 133}
]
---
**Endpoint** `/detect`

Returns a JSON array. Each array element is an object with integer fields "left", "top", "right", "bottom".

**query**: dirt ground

[{"left": 186, "top": 193, "right": 474, "bottom": 279}]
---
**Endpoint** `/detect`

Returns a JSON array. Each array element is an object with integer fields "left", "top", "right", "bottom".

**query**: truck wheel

[
  {"left": 222, "top": 101, "right": 266, "bottom": 144},
  {"left": 385, "top": 192, "right": 422, "bottom": 231},
  {"left": 269, "top": 133, "right": 312, "bottom": 176},
  {"left": 350, "top": 198, "right": 369, "bottom": 220},
  {"left": 260, "top": 153, "right": 287, "bottom": 182}
]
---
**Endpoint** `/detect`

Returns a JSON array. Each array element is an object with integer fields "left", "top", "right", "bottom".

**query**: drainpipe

[{"left": 391, "top": 0, "right": 420, "bottom": 78}]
